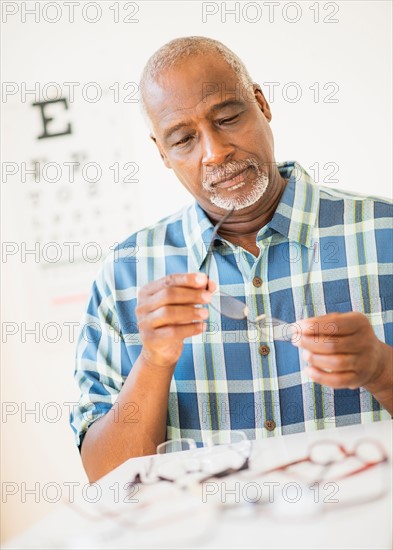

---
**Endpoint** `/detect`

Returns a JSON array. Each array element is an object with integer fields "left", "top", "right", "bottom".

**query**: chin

[{"left": 210, "top": 175, "right": 270, "bottom": 211}]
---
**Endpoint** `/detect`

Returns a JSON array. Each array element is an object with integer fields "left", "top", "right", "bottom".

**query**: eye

[
  {"left": 219, "top": 114, "right": 240, "bottom": 125},
  {"left": 174, "top": 135, "right": 193, "bottom": 147}
]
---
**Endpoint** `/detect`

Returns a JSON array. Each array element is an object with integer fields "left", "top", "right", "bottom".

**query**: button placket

[
  {"left": 258, "top": 237, "right": 282, "bottom": 435},
  {"left": 245, "top": 273, "right": 266, "bottom": 436}
]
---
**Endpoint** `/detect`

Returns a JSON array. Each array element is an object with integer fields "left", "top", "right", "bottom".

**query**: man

[{"left": 70, "top": 37, "right": 392, "bottom": 482}]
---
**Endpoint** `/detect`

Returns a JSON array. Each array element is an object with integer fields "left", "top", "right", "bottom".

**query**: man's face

[{"left": 146, "top": 53, "right": 276, "bottom": 214}]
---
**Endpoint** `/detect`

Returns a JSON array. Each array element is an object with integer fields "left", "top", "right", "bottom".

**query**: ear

[
  {"left": 150, "top": 134, "right": 172, "bottom": 169},
  {"left": 253, "top": 84, "right": 272, "bottom": 122}
]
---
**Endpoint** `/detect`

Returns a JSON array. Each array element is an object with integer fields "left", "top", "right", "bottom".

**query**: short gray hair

[{"left": 139, "top": 36, "right": 254, "bottom": 128}]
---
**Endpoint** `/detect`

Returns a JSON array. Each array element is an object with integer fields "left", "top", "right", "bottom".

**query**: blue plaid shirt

[{"left": 70, "top": 161, "right": 392, "bottom": 448}]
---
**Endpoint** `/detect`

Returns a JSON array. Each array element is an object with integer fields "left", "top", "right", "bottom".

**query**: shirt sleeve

[{"left": 69, "top": 256, "right": 130, "bottom": 450}]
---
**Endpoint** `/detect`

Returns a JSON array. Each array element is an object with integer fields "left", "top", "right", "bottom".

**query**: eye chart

[{"left": 3, "top": 84, "right": 143, "bottom": 313}]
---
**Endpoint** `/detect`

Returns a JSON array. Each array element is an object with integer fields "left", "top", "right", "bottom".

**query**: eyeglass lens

[
  {"left": 157, "top": 438, "right": 197, "bottom": 454},
  {"left": 209, "top": 292, "right": 248, "bottom": 320}
]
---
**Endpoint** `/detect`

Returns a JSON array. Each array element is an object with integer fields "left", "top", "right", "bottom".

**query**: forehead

[{"left": 145, "top": 53, "right": 245, "bottom": 130}]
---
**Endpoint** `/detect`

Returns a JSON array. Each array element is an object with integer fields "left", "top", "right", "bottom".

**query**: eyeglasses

[
  {"left": 228, "top": 437, "right": 390, "bottom": 521},
  {"left": 65, "top": 437, "right": 390, "bottom": 542},
  {"left": 254, "top": 437, "right": 389, "bottom": 483},
  {"left": 63, "top": 479, "right": 219, "bottom": 547},
  {"left": 195, "top": 438, "right": 390, "bottom": 525},
  {"left": 149, "top": 430, "right": 253, "bottom": 487},
  {"left": 203, "top": 208, "right": 316, "bottom": 341},
  {"left": 63, "top": 431, "right": 252, "bottom": 545}
]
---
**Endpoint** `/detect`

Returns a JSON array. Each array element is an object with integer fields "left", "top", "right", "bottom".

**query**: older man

[{"left": 70, "top": 37, "right": 392, "bottom": 482}]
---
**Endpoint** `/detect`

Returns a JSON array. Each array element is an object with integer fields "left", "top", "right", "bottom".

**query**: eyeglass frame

[
  {"left": 65, "top": 436, "right": 390, "bottom": 535},
  {"left": 249, "top": 437, "right": 389, "bottom": 484},
  {"left": 152, "top": 430, "right": 253, "bottom": 485},
  {"left": 62, "top": 431, "right": 253, "bottom": 534}
]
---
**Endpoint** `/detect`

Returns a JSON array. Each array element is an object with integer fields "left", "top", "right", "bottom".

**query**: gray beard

[{"left": 208, "top": 170, "right": 269, "bottom": 211}]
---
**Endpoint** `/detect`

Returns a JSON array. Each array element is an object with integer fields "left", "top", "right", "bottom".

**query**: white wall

[{"left": 1, "top": 0, "right": 392, "bottom": 543}]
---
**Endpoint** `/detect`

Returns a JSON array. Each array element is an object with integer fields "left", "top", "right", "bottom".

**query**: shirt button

[
  {"left": 253, "top": 277, "right": 263, "bottom": 288},
  {"left": 264, "top": 420, "right": 276, "bottom": 431},
  {"left": 259, "top": 345, "right": 270, "bottom": 356}
]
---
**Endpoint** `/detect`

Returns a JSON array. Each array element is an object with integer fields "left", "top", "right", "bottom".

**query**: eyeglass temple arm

[
  {"left": 333, "top": 457, "right": 389, "bottom": 482},
  {"left": 198, "top": 456, "right": 250, "bottom": 484},
  {"left": 205, "top": 207, "right": 234, "bottom": 290},
  {"left": 257, "top": 456, "right": 309, "bottom": 476}
]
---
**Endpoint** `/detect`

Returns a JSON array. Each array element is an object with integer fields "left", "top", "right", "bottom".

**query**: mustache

[{"left": 202, "top": 158, "right": 260, "bottom": 190}]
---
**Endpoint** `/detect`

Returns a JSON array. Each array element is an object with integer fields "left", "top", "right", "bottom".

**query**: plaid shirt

[{"left": 70, "top": 161, "right": 392, "bottom": 448}]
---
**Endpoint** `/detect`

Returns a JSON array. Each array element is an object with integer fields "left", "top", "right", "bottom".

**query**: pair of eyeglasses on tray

[
  {"left": 252, "top": 437, "right": 389, "bottom": 483},
  {"left": 134, "top": 430, "right": 253, "bottom": 487},
  {"left": 202, "top": 207, "right": 316, "bottom": 341},
  {"left": 63, "top": 431, "right": 252, "bottom": 542},
  {"left": 63, "top": 477, "right": 219, "bottom": 546},
  {"left": 65, "top": 437, "right": 389, "bottom": 535},
  {"left": 229, "top": 437, "right": 390, "bottom": 521}
]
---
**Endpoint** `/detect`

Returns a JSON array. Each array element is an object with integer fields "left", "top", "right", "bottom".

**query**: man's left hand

[{"left": 293, "top": 312, "right": 389, "bottom": 391}]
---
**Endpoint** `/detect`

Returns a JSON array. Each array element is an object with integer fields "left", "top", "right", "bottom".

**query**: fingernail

[
  {"left": 302, "top": 349, "right": 311, "bottom": 361},
  {"left": 199, "top": 308, "right": 209, "bottom": 319},
  {"left": 195, "top": 273, "right": 207, "bottom": 285}
]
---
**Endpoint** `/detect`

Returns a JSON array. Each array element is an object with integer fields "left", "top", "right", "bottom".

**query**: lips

[{"left": 213, "top": 167, "right": 249, "bottom": 189}]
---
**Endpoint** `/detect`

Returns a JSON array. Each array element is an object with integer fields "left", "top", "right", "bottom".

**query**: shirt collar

[
  {"left": 268, "top": 160, "right": 320, "bottom": 248},
  {"left": 183, "top": 160, "right": 320, "bottom": 271}
]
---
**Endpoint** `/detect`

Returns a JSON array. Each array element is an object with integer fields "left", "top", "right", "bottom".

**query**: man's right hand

[{"left": 135, "top": 273, "right": 216, "bottom": 370}]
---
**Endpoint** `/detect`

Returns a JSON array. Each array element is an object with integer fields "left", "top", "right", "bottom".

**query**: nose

[{"left": 201, "top": 129, "right": 235, "bottom": 167}]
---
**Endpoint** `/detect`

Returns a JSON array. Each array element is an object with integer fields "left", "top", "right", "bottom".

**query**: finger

[
  {"left": 155, "top": 321, "right": 207, "bottom": 340},
  {"left": 305, "top": 366, "right": 359, "bottom": 390},
  {"left": 298, "top": 312, "right": 369, "bottom": 337},
  {"left": 142, "top": 273, "right": 209, "bottom": 296},
  {"left": 293, "top": 332, "right": 360, "bottom": 355},
  {"left": 207, "top": 278, "right": 217, "bottom": 293},
  {"left": 142, "top": 304, "right": 210, "bottom": 329},
  {"left": 142, "top": 286, "right": 212, "bottom": 313},
  {"left": 302, "top": 349, "right": 354, "bottom": 372}
]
